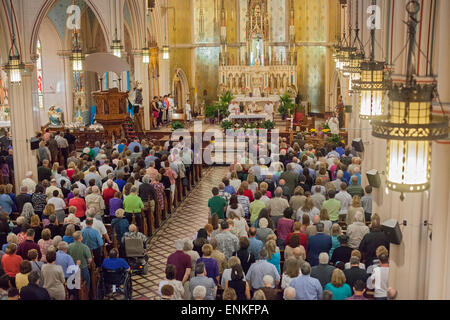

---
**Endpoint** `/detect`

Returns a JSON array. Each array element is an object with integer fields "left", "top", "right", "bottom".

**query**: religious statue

[
  {"left": 48, "top": 106, "right": 63, "bottom": 127},
  {"left": 228, "top": 101, "right": 240, "bottom": 115},
  {"left": 327, "top": 115, "right": 340, "bottom": 135}
]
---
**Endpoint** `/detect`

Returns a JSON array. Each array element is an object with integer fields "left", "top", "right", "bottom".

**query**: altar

[{"left": 228, "top": 113, "right": 271, "bottom": 125}]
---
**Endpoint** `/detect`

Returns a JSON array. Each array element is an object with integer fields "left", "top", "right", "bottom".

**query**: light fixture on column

[
  {"left": 70, "top": 31, "right": 84, "bottom": 72},
  {"left": 4, "top": 32, "right": 24, "bottom": 84},
  {"left": 371, "top": 0, "right": 448, "bottom": 199},
  {"left": 111, "top": 28, "right": 123, "bottom": 58},
  {"left": 162, "top": 45, "right": 169, "bottom": 60}
]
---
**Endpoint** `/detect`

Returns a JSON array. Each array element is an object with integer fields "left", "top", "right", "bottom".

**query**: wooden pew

[
  {"left": 162, "top": 192, "right": 169, "bottom": 220},
  {"left": 89, "top": 253, "right": 99, "bottom": 300},
  {"left": 154, "top": 198, "right": 161, "bottom": 229},
  {"left": 146, "top": 200, "right": 155, "bottom": 236},
  {"left": 176, "top": 177, "right": 183, "bottom": 202}
]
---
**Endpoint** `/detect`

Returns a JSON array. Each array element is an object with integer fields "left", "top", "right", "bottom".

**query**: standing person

[
  {"left": 370, "top": 253, "right": 389, "bottom": 300},
  {"left": 306, "top": 223, "right": 332, "bottom": 267},
  {"left": 157, "top": 97, "right": 164, "bottom": 127},
  {"left": 289, "top": 262, "right": 323, "bottom": 300},
  {"left": 19, "top": 271, "right": 51, "bottom": 300},
  {"left": 64, "top": 129, "right": 76, "bottom": 153},
  {"left": 322, "top": 190, "right": 341, "bottom": 224},
  {"left": 40, "top": 250, "right": 66, "bottom": 300},
  {"left": 208, "top": 188, "right": 227, "bottom": 220},
  {"left": 324, "top": 269, "right": 352, "bottom": 300},
  {"left": 56, "top": 132, "right": 69, "bottom": 165},
  {"left": 151, "top": 97, "right": 159, "bottom": 129},
  {"left": 167, "top": 93, "right": 174, "bottom": 122},
  {"left": 167, "top": 239, "right": 192, "bottom": 286},
  {"left": 67, "top": 231, "right": 92, "bottom": 293},
  {"left": 185, "top": 99, "right": 192, "bottom": 122}
]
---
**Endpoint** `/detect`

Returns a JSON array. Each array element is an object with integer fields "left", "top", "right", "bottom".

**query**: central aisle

[{"left": 131, "top": 166, "right": 229, "bottom": 300}]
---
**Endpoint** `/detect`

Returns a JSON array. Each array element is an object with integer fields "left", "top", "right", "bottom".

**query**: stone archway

[{"left": 172, "top": 68, "right": 190, "bottom": 114}]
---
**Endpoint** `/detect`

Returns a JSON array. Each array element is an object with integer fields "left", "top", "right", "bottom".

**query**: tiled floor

[{"left": 131, "top": 166, "right": 228, "bottom": 300}]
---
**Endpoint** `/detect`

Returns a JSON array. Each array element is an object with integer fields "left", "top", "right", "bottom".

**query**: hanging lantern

[
  {"left": 142, "top": 47, "right": 150, "bottom": 64},
  {"left": 371, "top": 1, "right": 448, "bottom": 198},
  {"left": 70, "top": 32, "right": 84, "bottom": 72},
  {"left": 111, "top": 39, "right": 123, "bottom": 58},
  {"left": 357, "top": 61, "right": 387, "bottom": 119},
  {"left": 4, "top": 55, "right": 24, "bottom": 84},
  {"left": 343, "top": 51, "right": 364, "bottom": 92},
  {"left": 162, "top": 45, "right": 170, "bottom": 60}
]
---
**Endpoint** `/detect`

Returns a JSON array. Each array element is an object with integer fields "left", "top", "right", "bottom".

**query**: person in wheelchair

[
  {"left": 121, "top": 224, "right": 149, "bottom": 275},
  {"left": 97, "top": 249, "right": 133, "bottom": 300},
  {"left": 102, "top": 248, "right": 130, "bottom": 272},
  {"left": 121, "top": 224, "right": 147, "bottom": 249}
]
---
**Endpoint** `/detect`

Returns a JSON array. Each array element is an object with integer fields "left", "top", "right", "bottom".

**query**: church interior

[{"left": 0, "top": 0, "right": 449, "bottom": 302}]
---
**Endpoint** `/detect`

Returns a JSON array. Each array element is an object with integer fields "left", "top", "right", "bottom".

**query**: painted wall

[{"left": 38, "top": 17, "right": 66, "bottom": 126}]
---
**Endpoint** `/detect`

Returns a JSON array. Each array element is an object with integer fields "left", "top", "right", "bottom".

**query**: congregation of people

[
  {"left": 0, "top": 132, "right": 193, "bottom": 300},
  {"left": 161, "top": 138, "right": 396, "bottom": 301}
]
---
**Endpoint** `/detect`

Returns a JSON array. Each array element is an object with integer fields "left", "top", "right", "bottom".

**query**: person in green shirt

[
  {"left": 250, "top": 191, "right": 266, "bottom": 225},
  {"left": 208, "top": 187, "right": 227, "bottom": 220},
  {"left": 322, "top": 190, "right": 341, "bottom": 223},
  {"left": 347, "top": 176, "right": 365, "bottom": 198},
  {"left": 123, "top": 186, "right": 144, "bottom": 230},
  {"left": 67, "top": 231, "right": 92, "bottom": 291}
]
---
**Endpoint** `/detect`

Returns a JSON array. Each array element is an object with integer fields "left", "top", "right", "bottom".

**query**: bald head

[
  {"left": 284, "top": 287, "right": 296, "bottom": 300},
  {"left": 312, "top": 215, "right": 320, "bottom": 224}
]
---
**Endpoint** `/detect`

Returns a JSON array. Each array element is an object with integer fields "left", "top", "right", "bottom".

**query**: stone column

[
  {"left": 9, "top": 64, "right": 38, "bottom": 190},
  {"left": 427, "top": 0, "right": 450, "bottom": 300}
]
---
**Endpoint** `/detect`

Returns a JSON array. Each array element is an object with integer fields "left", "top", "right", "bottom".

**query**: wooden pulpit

[{"left": 92, "top": 88, "right": 129, "bottom": 141}]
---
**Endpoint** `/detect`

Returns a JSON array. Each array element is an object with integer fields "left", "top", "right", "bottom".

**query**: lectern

[{"left": 92, "top": 88, "right": 129, "bottom": 141}]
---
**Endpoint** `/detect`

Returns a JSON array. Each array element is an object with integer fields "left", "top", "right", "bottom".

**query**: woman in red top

[
  {"left": 68, "top": 189, "right": 86, "bottom": 220},
  {"left": 1, "top": 243, "right": 23, "bottom": 286},
  {"left": 240, "top": 181, "right": 254, "bottom": 203},
  {"left": 285, "top": 221, "right": 308, "bottom": 254},
  {"left": 66, "top": 162, "right": 76, "bottom": 180}
]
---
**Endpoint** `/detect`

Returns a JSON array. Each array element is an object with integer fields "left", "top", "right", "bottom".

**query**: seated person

[
  {"left": 102, "top": 248, "right": 130, "bottom": 271},
  {"left": 121, "top": 224, "right": 147, "bottom": 249}
]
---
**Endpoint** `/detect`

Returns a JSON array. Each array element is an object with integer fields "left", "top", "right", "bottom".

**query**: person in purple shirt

[
  {"left": 16, "top": 229, "right": 42, "bottom": 260},
  {"left": 109, "top": 192, "right": 123, "bottom": 217},
  {"left": 197, "top": 244, "right": 220, "bottom": 285},
  {"left": 290, "top": 262, "right": 323, "bottom": 300},
  {"left": 344, "top": 280, "right": 368, "bottom": 300}
]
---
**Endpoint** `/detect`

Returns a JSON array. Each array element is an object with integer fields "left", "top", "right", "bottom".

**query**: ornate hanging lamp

[
  {"left": 70, "top": 31, "right": 84, "bottom": 72},
  {"left": 371, "top": 0, "right": 448, "bottom": 199},
  {"left": 342, "top": 0, "right": 365, "bottom": 93},
  {"left": 4, "top": 9, "right": 24, "bottom": 85},
  {"left": 337, "top": 1, "right": 356, "bottom": 74},
  {"left": 111, "top": 28, "right": 123, "bottom": 58},
  {"left": 357, "top": 0, "right": 388, "bottom": 119}
]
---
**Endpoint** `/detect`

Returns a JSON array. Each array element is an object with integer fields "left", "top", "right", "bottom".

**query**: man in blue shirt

[
  {"left": 290, "top": 262, "right": 323, "bottom": 300},
  {"left": 336, "top": 142, "right": 346, "bottom": 157},
  {"left": 307, "top": 223, "right": 332, "bottom": 266},
  {"left": 102, "top": 248, "right": 130, "bottom": 271},
  {"left": 222, "top": 178, "right": 236, "bottom": 195},
  {"left": 55, "top": 241, "right": 76, "bottom": 279},
  {"left": 82, "top": 218, "right": 103, "bottom": 267},
  {"left": 248, "top": 227, "right": 263, "bottom": 260},
  {"left": 128, "top": 138, "right": 142, "bottom": 153}
]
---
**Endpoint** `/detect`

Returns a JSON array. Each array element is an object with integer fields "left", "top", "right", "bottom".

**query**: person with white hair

[
  {"left": 346, "top": 212, "right": 370, "bottom": 249},
  {"left": 54, "top": 241, "right": 76, "bottom": 279},
  {"left": 246, "top": 248, "right": 280, "bottom": 291},
  {"left": 311, "top": 252, "right": 336, "bottom": 288},
  {"left": 98, "top": 159, "right": 113, "bottom": 179},
  {"left": 167, "top": 239, "right": 192, "bottom": 285},
  {"left": 192, "top": 286, "right": 207, "bottom": 300},
  {"left": 85, "top": 186, "right": 105, "bottom": 218},
  {"left": 332, "top": 170, "right": 344, "bottom": 190},
  {"left": 56, "top": 170, "right": 71, "bottom": 189},
  {"left": 101, "top": 173, "right": 119, "bottom": 192},
  {"left": 283, "top": 287, "right": 296, "bottom": 300},
  {"left": 259, "top": 274, "right": 279, "bottom": 300},
  {"left": 21, "top": 171, "right": 37, "bottom": 194}
]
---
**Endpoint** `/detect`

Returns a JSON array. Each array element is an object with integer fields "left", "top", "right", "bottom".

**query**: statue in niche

[{"left": 48, "top": 106, "right": 63, "bottom": 127}]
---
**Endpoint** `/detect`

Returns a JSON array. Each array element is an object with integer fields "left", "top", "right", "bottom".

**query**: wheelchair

[
  {"left": 124, "top": 237, "right": 149, "bottom": 276},
  {"left": 96, "top": 267, "right": 133, "bottom": 300}
]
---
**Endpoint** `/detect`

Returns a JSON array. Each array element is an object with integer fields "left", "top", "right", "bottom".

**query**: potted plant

[
  {"left": 278, "top": 93, "right": 294, "bottom": 120},
  {"left": 221, "top": 120, "right": 232, "bottom": 131},
  {"left": 262, "top": 120, "right": 275, "bottom": 130},
  {"left": 205, "top": 105, "right": 217, "bottom": 124},
  {"left": 171, "top": 121, "right": 185, "bottom": 131}
]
